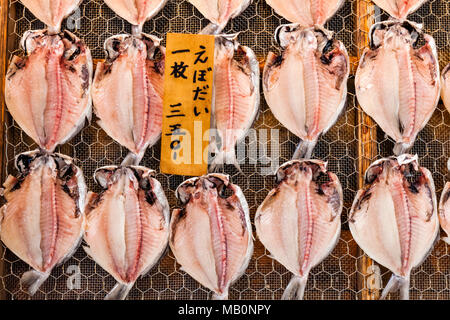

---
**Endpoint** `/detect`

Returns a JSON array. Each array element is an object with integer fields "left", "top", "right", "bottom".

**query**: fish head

[
  {"left": 175, "top": 174, "right": 231, "bottom": 205},
  {"left": 370, "top": 20, "right": 422, "bottom": 50},
  {"left": 276, "top": 159, "right": 327, "bottom": 185},
  {"left": 104, "top": 34, "right": 163, "bottom": 63},
  {"left": 215, "top": 34, "right": 238, "bottom": 62}
]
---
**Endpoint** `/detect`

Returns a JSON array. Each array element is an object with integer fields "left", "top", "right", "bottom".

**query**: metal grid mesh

[{"left": 0, "top": 0, "right": 447, "bottom": 300}]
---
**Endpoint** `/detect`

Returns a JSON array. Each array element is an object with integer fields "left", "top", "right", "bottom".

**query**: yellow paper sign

[{"left": 160, "top": 33, "right": 215, "bottom": 176}]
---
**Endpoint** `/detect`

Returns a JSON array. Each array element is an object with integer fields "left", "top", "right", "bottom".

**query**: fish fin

[
  {"left": 210, "top": 151, "right": 243, "bottom": 173},
  {"left": 105, "top": 282, "right": 134, "bottom": 300},
  {"left": 20, "top": 270, "right": 50, "bottom": 296},
  {"left": 281, "top": 276, "right": 308, "bottom": 300},
  {"left": 200, "top": 23, "right": 222, "bottom": 35},
  {"left": 83, "top": 245, "right": 92, "bottom": 257},
  {"left": 442, "top": 237, "right": 450, "bottom": 245},
  {"left": 212, "top": 290, "right": 229, "bottom": 300},
  {"left": 293, "top": 140, "right": 317, "bottom": 160},
  {"left": 381, "top": 274, "right": 410, "bottom": 300}
]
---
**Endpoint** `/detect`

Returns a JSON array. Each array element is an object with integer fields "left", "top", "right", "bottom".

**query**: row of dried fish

[{"left": 3, "top": 152, "right": 450, "bottom": 300}]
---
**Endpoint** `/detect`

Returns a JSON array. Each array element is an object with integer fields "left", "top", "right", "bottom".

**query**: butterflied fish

[
  {"left": 349, "top": 154, "right": 439, "bottom": 300},
  {"left": 5, "top": 30, "right": 93, "bottom": 153},
  {"left": 372, "top": 0, "right": 427, "bottom": 20},
  {"left": 265, "top": 0, "right": 345, "bottom": 26},
  {"left": 263, "top": 24, "right": 349, "bottom": 159},
  {"left": 438, "top": 159, "right": 450, "bottom": 245},
  {"left": 188, "top": 0, "right": 251, "bottom": 34},
  {"left": 170, "top": 174, "right": 253, "bottom": 300},
  {"left": 103, "top": 0, "right": 168, "bottom": 35},
  {"left": 0, "top": 151, "right": 86, "bottom": 295},
  {"left": 92, "top": 34, "right": 165, "bottom": 165},
  {"left": 255, "top": 160, "right": 342, "bottom": 300},
  {"left": 210, "top": 35, "right": 259, "bottom": 172},
  {"left": 441, "top": 64, "right": 450, "bottom": 115},
  {"left": 355, "top": 21, "right": 440, "bottom": 156},
  {"left": 84, "top": 166, "right": 170, "bottom": 300},
  {"left": 21, "top": 0, "right": 81, "bottom": 34}
]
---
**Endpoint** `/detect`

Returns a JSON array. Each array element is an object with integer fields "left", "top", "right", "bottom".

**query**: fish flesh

[
  {"left": 265, "top": 0, "right": 345, "bottom": 26},
  {"left": 84, "top": 166, "right": 170, "bottom": 300},
  {"left": 255, "top": 160, "right": 342, "bottom": 300},
  {"left": 0, "top": 151, "right": 86, "bottom": 295},
  {"left": 438, "top": 159, "right": 450, "bottom": 245},
  {"left": 170, "top": 174, "right": 253, "bottom": 299},
  {"left": 349, "top": 154, "right": 439, "bottom": 300},
  {"left": 210, "top": 35, "right": 259, "bottom": 172},
  {"left": 263, "top": 24, "right": 349, "bottom": 159},
  {"left": 103, "top": 0, "right": 168, "bottom": 35},
  {"left": 441, "top": 64, "right": 450, "bottom": 115},
  {"left": 21, "top": 0, "right": 81, "bottom": 34},
  {"left": 355, "top": 20, "right": 440, "bottom": 156},
  {"left": 92, "top": 34, "right": 165, "bottom": 165},
  {"left": 5, "top": 30, "right": 93, "bottom": 153},
  {"left": 188, "top": 0, "right": 251, "bottom": 34},
  {"left": 372, "top": 0, "right": 427, "bottom": 20}
]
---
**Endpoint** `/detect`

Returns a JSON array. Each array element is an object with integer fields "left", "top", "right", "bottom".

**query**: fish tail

[
  {"left": 380, "top": 274, "right": 410, "bottom": 300},
  {"left": 20, "top": 270, "right": 50, "bottom": 296},
  {"left": 210, "top": 150, "right": 243, "bottom": 173},
  {"left": 293, "top": 140, "right": 317, "bottom": 160},
  {"left": 105, "top": 282, "right": 134, "bottom": 300},
  {"left": 121, "top": 152, "right": 140, "bottom": 166},
  {"left": 200, "top": 23, "right": 222, "bottom": 35},
  {"left": 281, "top": 276, "right": 308, "bottom": 300},
  {"left": 212, "top": 291, "right": 229, "bottom": 300},
  {"left": 393, "top": 142, "right": 411, "bottom": 156}
]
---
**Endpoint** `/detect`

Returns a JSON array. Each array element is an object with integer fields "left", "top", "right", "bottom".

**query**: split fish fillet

[
  {"left": 92, "top": 34, "right": 165, "bottom": 165},
  {"left": 256, "top": 160, "right": 342, "bottom": 300},
  {"left": 21, "top": 0, "right": 81, "bottom": 33},
  {"left": 438, "top": 159, "right": 450, "bottom": 245},
  {"left": 170, "top": 174, "right": 253, "bottom": 300},
  {"left": 210, "top": 35, "right": 259, "bottom": 172},
  {"left": 188, "top": 0, "right": 251, "bottom": 34},
  {"left": 349, "top": 154, "right": 439, "bottom": 300},
  {"left": 263, "top": 24, "right": 349, "bottom": 159},
  {"left": 5, "top": 30, "right": 93, "bottom": 153},
  {"left": 84, "top": 166, "right": 170, "bottom": 300},
  {"left": 356, "top": 21, "right": 440, "bottom": 156},
  {"left": 440, "top": 64, "right": 450, "bottom": 115},
  {"left": 265, "top": 0, "right": 345, "bottom": 26},
  {"left": 372, "top": 0, "right": 427, "bottom": 20},
  {"left": 104, "top": 0, "right": 168, "bottom": 35},
  {"left": 0, "top": 151, "right": 86, "bottom": 296}
]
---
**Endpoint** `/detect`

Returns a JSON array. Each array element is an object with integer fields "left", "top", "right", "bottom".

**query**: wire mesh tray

[{"left": 0, "top": 0, "right": 449, "bottom": 300}]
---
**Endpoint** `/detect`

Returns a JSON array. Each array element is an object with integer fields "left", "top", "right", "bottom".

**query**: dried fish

[{"left": 372, "top": 0, "right": 427, "bottom": 20}]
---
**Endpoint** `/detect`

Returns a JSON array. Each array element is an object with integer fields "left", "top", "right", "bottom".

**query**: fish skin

[
  {"left": 83, "top": 166, "right": 170, "bottom": 300},
  {"left": 263, "top": 24, "right": 349, "bottom": 159},
  {"left": 103, "top": 0, "right": 168, "bottom": 35},
  {"left": 372, "top": 0, "right": 427, "bottom": 20},
  {"left": 21, "top": 0, "right": 81, "bottom": 34},
  {"left": 0, "top": 151, "right": 86, "bottom": 296},
  {"left": 265, "top": 0, "right": 345, "bottom": 26},
  {"left": 170, "top": 174, "right": 253, "bottom": 300},
  {"left": 210, "top": 35, "right": 260, "bottom": 172},
  {"left": 441, "top": 64, "right": 450, "bottom": 115},
  {"left": 356, "top": 21, "right": 440, "bottom": 156},
  {"left": 255, "top": 160, "right": 342, "bottom": 300},
  {"left": 349, "top": 154, "right": 439, "bottom": 300},
  {"left": 92, "top": 34, "right": 165, "bottom": 165},
  {"left": 188, "top": 0, "right": 251, "bottom": 34},
  {"left": 5, "top": 30, "right": 93, "bottom": 153}
]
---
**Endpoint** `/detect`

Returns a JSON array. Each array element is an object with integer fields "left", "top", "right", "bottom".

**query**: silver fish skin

[
  {"left": 255, "top": 160, "right": 342, "bottom": 300},
  {"left": 440, "top": 64, "right": 450, "bottom": 115},
  {"left": 188, "top": 0, "right": 252, "bottom": 34},
  {"left": 438, "top": 159, "right": 450, "bottom": 245},
  {"left": 103, "top": 0, "right": 168, "bottom": 35},
  {"left": 349, "top": 154, "right": 439, "bottom": 300},
  {"left": 170, "top": 174, "right": 253, "bottom": 300},
  {"left": 372, "top": 0, "right": 427, "bottom": 20},
  {"left": 5, "top": 30, "right": 93, "bottom": 153},
  {"left": 92, "top": 34, "right": 165, "bottom": 165},
  {"left": 210, "top": 34, "right": 260, "bottom": 172},
  {"left": 355, "top": 21, "right": 440, "bottom": 156},
  {"left": 263, "top": 24, "right": 349, "bottom": 159},
  {"left": 265, "top": 0, "right": 345, "bottom": 26},
  {"left": 0, "top": 150, "right": 86, "bottom": 296},
  {"left": 21, "top": 0, "right": 81, "bottom": 34},
  {"left": 83, "top": 166, "right": 170, "bottom": 300}
]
